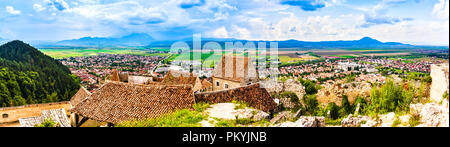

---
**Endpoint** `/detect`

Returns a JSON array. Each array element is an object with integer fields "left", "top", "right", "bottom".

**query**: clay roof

[
  {"left": 70, "top": 87, "right": 91, "bottom": 106},
  {"left": 201, "top": 79, "right": 212, "bottom": 89},
  {"left": 110, "top": 69, "right": 120, "bottom": 82},
  {"left": 70, "top": 82, "right": 196, "bottom": 124},
  {"left": 161, "top": 70, "right": 198, "bottom": 86},
  {"left": 19, "top": 109, "right": 71, "bottom": 127},
  {"left": 213, "top": 55, "right": 259, "bottom": 83},
  {"left": 194, "top": 83, "right": 276, "bottom": 112}
]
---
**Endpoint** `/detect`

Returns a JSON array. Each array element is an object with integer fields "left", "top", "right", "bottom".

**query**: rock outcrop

[
  {"left": 410, "top": 100, "right": 449, "bottom": 127},
  {"left": 272, "top": 116, "right": 325, "bottom": 127},
  {"left": 316, "top": 81, "right": 372, "bottom": 106}
]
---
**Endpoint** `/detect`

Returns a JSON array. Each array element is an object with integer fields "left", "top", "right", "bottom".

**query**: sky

[{"left": 0, "top": 0, "right": 448, "bottom": 45}]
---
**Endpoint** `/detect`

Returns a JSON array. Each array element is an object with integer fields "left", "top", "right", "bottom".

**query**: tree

[
  {"left": 325, "top": 102, "right": 340, "bottom": 120},
  {"left": 341, "top": 95, "right": 352, "bottom": 115}
]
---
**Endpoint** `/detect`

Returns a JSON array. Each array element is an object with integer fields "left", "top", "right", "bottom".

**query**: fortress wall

[
  {"left": 0, "top": 102, "right": 71, "bottom": 127},
  {"left": 430, "top": 64, "right": 449, "bottom": 102}
]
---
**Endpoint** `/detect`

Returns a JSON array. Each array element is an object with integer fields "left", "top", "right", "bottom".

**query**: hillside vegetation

[{"left": 0, "top": 41, "right": 80, "bottom": 107}]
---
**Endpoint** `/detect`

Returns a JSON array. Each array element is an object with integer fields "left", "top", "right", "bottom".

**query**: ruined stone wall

[
  {"left": 430, "top": 63, "right": 450, "bottom": 102},
  {"left": 0, "top": 102, "right": 71, "bottom": 127},
  {"left": 195, "top": 84, "right": 277, "bottom": 112}
]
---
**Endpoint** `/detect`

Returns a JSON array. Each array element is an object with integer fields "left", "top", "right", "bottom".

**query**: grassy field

[{"left": 39, "top": 48, "right": 170, "bottom": 59}]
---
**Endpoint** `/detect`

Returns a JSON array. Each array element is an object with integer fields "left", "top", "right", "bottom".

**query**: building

[
  {"left": 337, "top": 62, "right": 361, "bottom": 71},
  {"left": 212, "top": 55, "right": 259, "bottom": 91},
  {"left": 430, "top": 63, "right": 449, "bottom": 102},
  {"left": 19, "top": 109, "right": 71, "bottom": 127},
  {"left": 0, "top": 102, "right": 71, "bottom": 127},
  {"left": 69, "top": 82, "right": 196, "bottom": 127},
  {"left": 161, "top": 70, "right": 203, "bottom": 92}
]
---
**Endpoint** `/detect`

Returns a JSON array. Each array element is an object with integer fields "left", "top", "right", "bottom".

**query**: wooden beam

[{"left": 76, "top": 117, "right": 89, "bottom": 127}]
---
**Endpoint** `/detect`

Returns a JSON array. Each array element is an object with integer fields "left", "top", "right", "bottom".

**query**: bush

[
  {"left": 367, "top": 79, "right": 416, "bottom": 114},
  {"left": 341, "top": 95, "right": 352, "bottom": 115},
  {"left": 232, "top": 100, "right": 249, "bottom": 110},
  {"left": 303, "top": 95, "right": 319, "bottom": 115},
  {"left": 280, "top": 92, "right": 299, "bottom": 103},
  {"left": 299, "top": 79, "right": 318, "bottom": 95},
  {"left": 409, "top": 114, "right": 421, "bottom": 127},
  {"left": 325, "top": 102, "right": 340, "bottom": 120},
  {"left": 193, "top": 102, "right": 210, "bottom": 112},
  {"left": 35, "top": 118, "right": 59, "bottom": 127}
]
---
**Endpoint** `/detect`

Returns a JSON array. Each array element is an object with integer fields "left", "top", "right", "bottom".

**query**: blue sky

[{"left": 0, "top": 0, "right": 448, "bottom": 45}]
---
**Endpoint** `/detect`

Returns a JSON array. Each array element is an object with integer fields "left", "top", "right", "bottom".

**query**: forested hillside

[{"left": 0, "top": 40, "right": 80, "bottom": 107}]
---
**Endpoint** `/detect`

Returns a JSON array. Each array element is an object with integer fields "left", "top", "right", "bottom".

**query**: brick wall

[{"left": 195, "top": 84, "right": 277, "bottom": 112}]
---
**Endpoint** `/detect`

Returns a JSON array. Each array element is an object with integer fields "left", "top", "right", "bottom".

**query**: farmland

[{"left": 39, "top": 48, "right": 170, "bottom": 59}]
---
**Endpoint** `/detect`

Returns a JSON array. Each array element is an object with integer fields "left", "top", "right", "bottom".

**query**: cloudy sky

[{"left": 0, "top": 0, "right": 448, "bottom": 45}]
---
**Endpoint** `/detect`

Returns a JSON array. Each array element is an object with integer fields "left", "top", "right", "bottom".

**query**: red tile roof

[{"left": 70, "top": 82, "right": 196, "bottom": 124}]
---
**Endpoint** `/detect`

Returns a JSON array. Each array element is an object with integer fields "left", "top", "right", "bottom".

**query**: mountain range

[
  {"left": 2, "top": 33, "right": 448, "bottom": 49},
  {"left": 55, "top": 33, "right": 154, "bottom": 47}
]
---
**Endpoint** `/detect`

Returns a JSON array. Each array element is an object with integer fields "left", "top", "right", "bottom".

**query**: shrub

[
  {"left": 193, "top": 102, "right": 210, "bottom": 112},
  {"left": 341, "top": 95, "right": 352, "bottom": 115},
  {"left": 367, "top": 79, "right": 416, "bottom": 114},
  {"left": 280, "top": 92, "right": 299, "bottom": 103},
  {"left": 232, "top": 100, "right": 249, "bottom": 110},
  {"left": 325, "top": 117, "right": 343, "bottom": 126},
  {"left": 303, "top": 94, "right": 319, "bottom": 115},
  {"left": 409, "top": 114, "right": 421, "bottom": 127},
  {"left": 299, "top": 79, "right": 318, "bottom": 95},
  {"left": 35, "top": 118, "right": 59, "bottom": 127},
  {"left": 325, "top": 102, "right": 340, "bottom": 120}
]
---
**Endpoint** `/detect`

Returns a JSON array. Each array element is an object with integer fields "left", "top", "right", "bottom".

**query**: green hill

[{"left": 0, "top": 40, "right": 80, "bottom": 107}]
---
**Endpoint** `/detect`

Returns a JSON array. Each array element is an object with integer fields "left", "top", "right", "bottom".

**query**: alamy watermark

[{"left": 168, "top": 34, "right": 279, "bottom": 89}]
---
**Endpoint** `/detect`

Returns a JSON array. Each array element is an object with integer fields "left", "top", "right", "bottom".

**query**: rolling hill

[{"left": 0, "top": 40, "right": 80, "bottom": 107}]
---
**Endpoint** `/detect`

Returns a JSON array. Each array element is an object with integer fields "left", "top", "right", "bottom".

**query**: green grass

[
  {"left": 117, "top": 109, "right": 207, "bottom": 127},
  {"left": 39, "top": 48, "right": 170, "bottom": 59},
  {"left": 214, "top": 117, "right": 270, "bottom": 127},
  {"left": 325, "top": 118, "right": 343, "bottom": 126},
  {"left": 232, "top": 100, "right": 249, "bottom": 110}
]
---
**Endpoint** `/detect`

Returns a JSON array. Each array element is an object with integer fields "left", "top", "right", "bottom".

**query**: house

[
  {"left": 0, "top": 102, "right": 71, "bottom": 127},
  {"left": 70, "top": 87, "right": 91, "bottom": 107},
  {"left": 161, "top": 70, "right": 203, "bottom": 92},
  {"left": 201, "top": 79, "right": 213, "bottom": 92},
  {"left": 19, "top": 109, "right": 71, "bottom": 127},
  {"left": 212, "top": 55, "right": 259, "bottom": 91},
  {"left": 69, "top": 82, "right": 195, "bottom": 127}
]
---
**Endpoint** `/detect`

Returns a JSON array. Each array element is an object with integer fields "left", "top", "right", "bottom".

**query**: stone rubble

[
  {"left": 411, "top": 100, "right": 449, "bottom": 127},
  {"left": 272, "top": 116, "right": 325, "bottom": 127}
]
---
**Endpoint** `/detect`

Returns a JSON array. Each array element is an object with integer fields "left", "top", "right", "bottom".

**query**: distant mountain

[
  {"left": 0, "top": 40, "right": 80, "bottom": 107},
  {"left": 149, "top": 37, "right": 415, "bottom": 49},
  {"left": 56, "top": 33, "right": 154, "bottom": 47}
]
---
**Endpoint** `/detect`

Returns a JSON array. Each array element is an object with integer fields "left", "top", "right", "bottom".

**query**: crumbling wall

[
  {"left": 430, "top": 64, "right": 449, "bottom": 102},
  {"left": 195, "top": 84, "right": 277, "bottom": 112},
  {"left": 0, "top": 102, "right": 71, "bottom": 127}
]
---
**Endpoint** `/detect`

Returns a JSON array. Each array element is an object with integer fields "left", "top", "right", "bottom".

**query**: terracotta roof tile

[
  {"left": 70, "top": 82, "right": 195, "bottom": 124},
  {"left": 70, "top": 87, "right": 91, "bottom": 107}
]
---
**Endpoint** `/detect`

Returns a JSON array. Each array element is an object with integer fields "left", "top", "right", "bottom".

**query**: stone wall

[
  {"left": 0, "top": 102, "right": 71, "bottom": 127},
  {"left": 195, "top": 84, "right": 277, "bottom": 112},
  {"left": 430, "top": 63, "right": 449, "bottom": 102}
]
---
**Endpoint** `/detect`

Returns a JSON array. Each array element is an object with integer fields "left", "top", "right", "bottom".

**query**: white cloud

[
  {"left": 433, "top": 0, "right": 449, "bottom": 20},
  {"left": 33, "top": 4, "right": 46, "bottom": 12},
  {"left": 5, "top": 6, "right": 21, "bottom": 15},
  {"left": 211, "top": 26, "right": 229, "bottom": 38}
]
